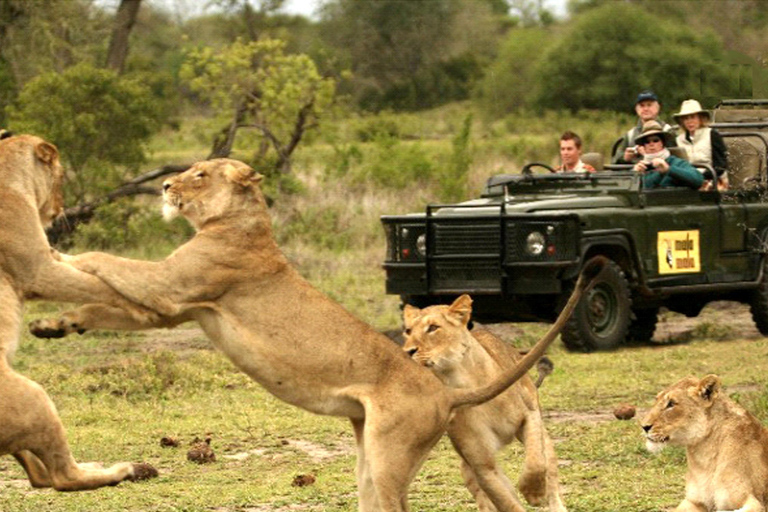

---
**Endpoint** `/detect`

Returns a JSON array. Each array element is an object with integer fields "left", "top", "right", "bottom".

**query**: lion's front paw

[{"left": 29, "top": 316, "right": 86, "bottom": 338}]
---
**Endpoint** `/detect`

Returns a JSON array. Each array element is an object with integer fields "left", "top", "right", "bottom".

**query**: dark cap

[{"left": 635, "top": 90, "right": 659, "bottom": 104}]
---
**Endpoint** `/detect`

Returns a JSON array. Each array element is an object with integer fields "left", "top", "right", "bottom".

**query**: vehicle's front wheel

[
  {"left": 561, "top": 258, "right": 631, "bottom": 352},
  {"left": 749, "top": 259, "right": 768, "bottom": 335}
]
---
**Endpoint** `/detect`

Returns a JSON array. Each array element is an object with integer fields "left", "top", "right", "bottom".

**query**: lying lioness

[
  {"left": 0, "top": 134, "right": 155, "bottom": 491},
  {"left": 31, "top": 158, "right": 605, "bottom": 510},
  {"left": 642, "top": 374, "right": 768, "bottom": 512},
  {"left": 403, "top": 295, "right": 566, "bottom": 512}
]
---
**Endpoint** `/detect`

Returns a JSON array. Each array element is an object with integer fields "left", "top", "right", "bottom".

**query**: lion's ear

[
  {"left": 448, "top": 294, "right": 473, "bottom": 326},
  {"left": 35, "top": 141, "right": 59, "bottom": 166},
  {"left": 222, "top": 161, "right": 262, "bottom": 188},
  {"left": 697, "top": 374, "right": 721, "bottom": 404},
  {"left": 402, "top": 304, "right": 420, "bottom": 327}
]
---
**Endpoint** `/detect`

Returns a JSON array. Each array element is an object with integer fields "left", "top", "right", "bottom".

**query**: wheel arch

[{"left": 568, "top": 233, "right": 644, "bottom": 286}]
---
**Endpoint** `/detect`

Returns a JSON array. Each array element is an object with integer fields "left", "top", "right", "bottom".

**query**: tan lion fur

[
  {"left": 642, "top": 374, "right": 768, "bottom": 512},
  {"left": 402, "top": 295, "right": 566, "bottom": 512},
  {"left": 0, "top": 134, "right": 155, "bottom": 490},
  {"left": 30, "top": 158, "right": 604, "bottom": 511}
]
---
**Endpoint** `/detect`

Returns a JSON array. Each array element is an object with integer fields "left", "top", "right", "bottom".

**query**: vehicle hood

[{"left": 434, "top": 194, "right": 630, "bottom": 215}]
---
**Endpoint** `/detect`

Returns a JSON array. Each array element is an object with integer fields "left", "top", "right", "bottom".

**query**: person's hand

[
  {"left": 636, "top": 145, "right": 646, "bottom": 156},
  {"left": 623, "top": 147, "right": 636, "bottom": 161},
  {"left": 651, "top": 158, "right": 669, "bottom": 173},
  {"left": 634, "top": 161, "right": 648, "bottom": 172}
]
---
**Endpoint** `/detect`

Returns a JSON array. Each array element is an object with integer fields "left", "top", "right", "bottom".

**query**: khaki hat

[
  {"left": 673, "top": 99, "right": 710, "bottom": 122},
  {"left": 635, "top": 120, "right": 674, "bottom": 146}
]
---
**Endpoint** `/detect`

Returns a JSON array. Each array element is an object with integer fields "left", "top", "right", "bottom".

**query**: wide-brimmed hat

[
  {"left": 673, "top": 99, "right": 710, "bottom": 122},
  {"left": 635, "top": 120, "right": 673, "bottom": 146}
]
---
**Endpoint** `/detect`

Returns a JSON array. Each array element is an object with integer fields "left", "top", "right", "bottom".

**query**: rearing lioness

[
  {"left": 642, "top": 374, "right": 768, "bottom": 512},
  {"left": 0, "top": 134, "right": 155, "bottom": 491},
  {"left": 31, "top": 158, "right": 604, "bottom": 510},
  {"left": 403, "top": 295, "right": 566, "bottom": 512}
]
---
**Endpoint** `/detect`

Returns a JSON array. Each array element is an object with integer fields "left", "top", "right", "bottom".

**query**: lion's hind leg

[
  {"left": 516, "top": 411, "right": 548, "bottom": 506},
  {"left": 4, "top": 370, "right": 151, "bottom": 491},
  {"left": 361, "top": 403, "right": 446, "bottom": 512},
  {"left": 452, "top": 433, "right": 527, "bottom": 512}
]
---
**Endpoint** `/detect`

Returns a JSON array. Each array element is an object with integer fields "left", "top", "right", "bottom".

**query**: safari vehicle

[{"left": 381, "top": 99, "right": 768, "bottom": 352}]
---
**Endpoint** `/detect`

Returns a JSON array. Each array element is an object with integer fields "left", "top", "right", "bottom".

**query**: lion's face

[
  {"left": 402, "top": 295, "right": 474, "bottom": 374},
  {"left": 641, "top": 375, "right": 721, "bottom": 453},
  {"left": 162, "top": 158, "right": 263, "bottom": 229}
]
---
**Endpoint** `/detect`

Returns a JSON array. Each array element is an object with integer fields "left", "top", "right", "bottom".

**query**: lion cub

[
  {"left": 642, "top": 375, "right": 768, "bottom": 512},
  {"left": 403, "top": 295, "right": 566, "bottom": 512}
]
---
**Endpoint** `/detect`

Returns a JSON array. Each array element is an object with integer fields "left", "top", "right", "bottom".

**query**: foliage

[
  {"left": 7, "top": 63, "right": 162, "bottom": 203},
  {"left": 180, "top": 37, "right": 335, "bottom": 176},
  {"left": 473, "top": 27, "right": 554, "bottom": 116},
  {"left": 532, "top": 3, "right": 737, "bottom": 112},
  {"left": 350, "top": 135, "right": 437, "bottom": 189},
  {"left": 71, "top": 199, "right": 194, "bottom": 251},
  {"left": 439, "top": 113, "right": 473, "bottom": 202},
  {"left": 319, "top": 0, "right": 500, "bottom": 111}
]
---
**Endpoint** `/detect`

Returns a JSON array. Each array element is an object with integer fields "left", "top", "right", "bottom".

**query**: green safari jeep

[{"left": 381, "top": 100, "right": 768, "bottom": 352}]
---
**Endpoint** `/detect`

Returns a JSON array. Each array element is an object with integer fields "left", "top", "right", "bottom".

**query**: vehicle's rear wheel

[
  {"left": 561, "top": 258, "right": 631, "bottom": 352},
  {"left": 627, "top": 307, "right": 659, "bottom": 343},
  {"left": 749, "top": 259, "right": 768, "bottom": 335}
]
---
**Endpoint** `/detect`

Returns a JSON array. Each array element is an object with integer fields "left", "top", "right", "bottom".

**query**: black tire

[
  {"left": 749, "top": 259, "right": 768, "bottom": 335},
  {"left": 561, "top": 259, "right": 631, "bottom": 352},
  {"left": 627, "top": 307, "right": 659, "bottom": 343}
]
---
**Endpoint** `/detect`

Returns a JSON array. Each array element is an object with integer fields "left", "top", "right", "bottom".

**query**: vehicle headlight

[
  {"left": 416, "top": 233, "right": 427, "bottom": 257},
  {"left": 525, "top": 231, "right": 546, "bottom": 256}
]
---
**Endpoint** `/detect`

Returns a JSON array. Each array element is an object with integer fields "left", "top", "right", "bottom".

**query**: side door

[{"left": 641, "top": 188, "right": 719, "bottom": 287}]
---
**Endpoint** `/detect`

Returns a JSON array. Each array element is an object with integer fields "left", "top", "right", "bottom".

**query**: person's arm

[
  {"left": 710, "top": 129, "right": 728, "bottom": 177},
  {"left": 666, "top": 156, "right": 704, "bottom": 189}
]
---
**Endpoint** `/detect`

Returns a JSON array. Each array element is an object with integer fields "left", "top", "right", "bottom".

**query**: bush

[
  {"left": 353, "top": 135, "right": 437, "bottom": 189},
  {"left": 71, "top": 199, "right": 194, "bottom": 251},
  {"left": 8, "top": 63, "right": 162, "bottom": 203}
]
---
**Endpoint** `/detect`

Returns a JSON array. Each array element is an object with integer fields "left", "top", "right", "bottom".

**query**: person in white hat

[{"left": 674, "top": 99, "right": 728, "bottom": 190}]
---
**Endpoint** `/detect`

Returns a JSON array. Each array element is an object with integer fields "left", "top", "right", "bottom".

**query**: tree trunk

[{"left": 105, "top": 0, "right": 142, "bottom": 74}]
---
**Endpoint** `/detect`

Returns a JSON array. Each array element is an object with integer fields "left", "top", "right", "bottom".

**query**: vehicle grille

[{"left": 433, "top": 221, "right": 501, "bottom": 255}]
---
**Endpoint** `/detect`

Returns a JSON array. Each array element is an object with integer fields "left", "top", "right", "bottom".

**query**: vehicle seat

[
  {"left": 668, "top": 147, "right": 689, "bottom": 160},
  {"left": 725, "top": 137, "right": 766, "bottom": 190},
  {"left": 581, "top": 152, "right": 603, "bottom": 171}
]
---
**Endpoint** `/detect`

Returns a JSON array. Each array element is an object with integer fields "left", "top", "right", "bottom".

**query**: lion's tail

[{"left": 448, "top": 256, "right": 607, "bottom": 410}]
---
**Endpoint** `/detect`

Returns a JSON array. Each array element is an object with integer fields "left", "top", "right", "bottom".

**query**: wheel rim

[{"left": 586, "top": 284, "right": 618, "bottom": 337}]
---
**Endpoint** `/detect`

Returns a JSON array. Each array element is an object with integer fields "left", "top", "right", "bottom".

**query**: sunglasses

[{"left": 643, "top": 137, "right": 663, "bottom": 144}]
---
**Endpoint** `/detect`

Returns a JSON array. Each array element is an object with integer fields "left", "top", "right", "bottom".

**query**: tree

[
  {"left": 473, "top": 27, "right": 554, "bottom": 116},
  {"left": 8, "top": 63, "right": 162, "bottom": 204},
  {"left": 319, "top": 0, "right": 500, "bottom": 110},
  {"left": 106, "top": 0, "right": 143, "bottom": 73},
  {"left": 532, "top": 3, "right": 736, "bottom": 112},
  {"left": 180, "top": 38, "right": 335, "bottom": 176}
]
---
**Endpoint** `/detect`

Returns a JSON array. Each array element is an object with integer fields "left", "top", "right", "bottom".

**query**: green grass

[{"left": 6, "top": 300, "right": 768, "bottom": 511}]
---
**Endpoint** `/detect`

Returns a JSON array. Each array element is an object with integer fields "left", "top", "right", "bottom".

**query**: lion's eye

[
  {"left": 404, "top": 328, "right": 411, "bottom": 336},
  {"left": 194, "top": 171, "right": 206, "bottom": 179},
  {"left": 665, "top": 400, "right": 675, "bottom": 409},
  {"left": 427, "top": 324, "right": 440, "bottom": 333}
]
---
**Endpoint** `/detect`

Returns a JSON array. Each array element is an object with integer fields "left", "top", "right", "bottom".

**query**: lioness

[
  {"left": 0, "top": 134, "right": 156, "bottom": 490},
  {"left": 30, "top": 158, "right": 604, "bottom": 510},
  {"left": 642, "top": 374, "right": 768, "bottom": 512},
  {"left": 403, "top": 295, "right": 566, "bottom": 512}
]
